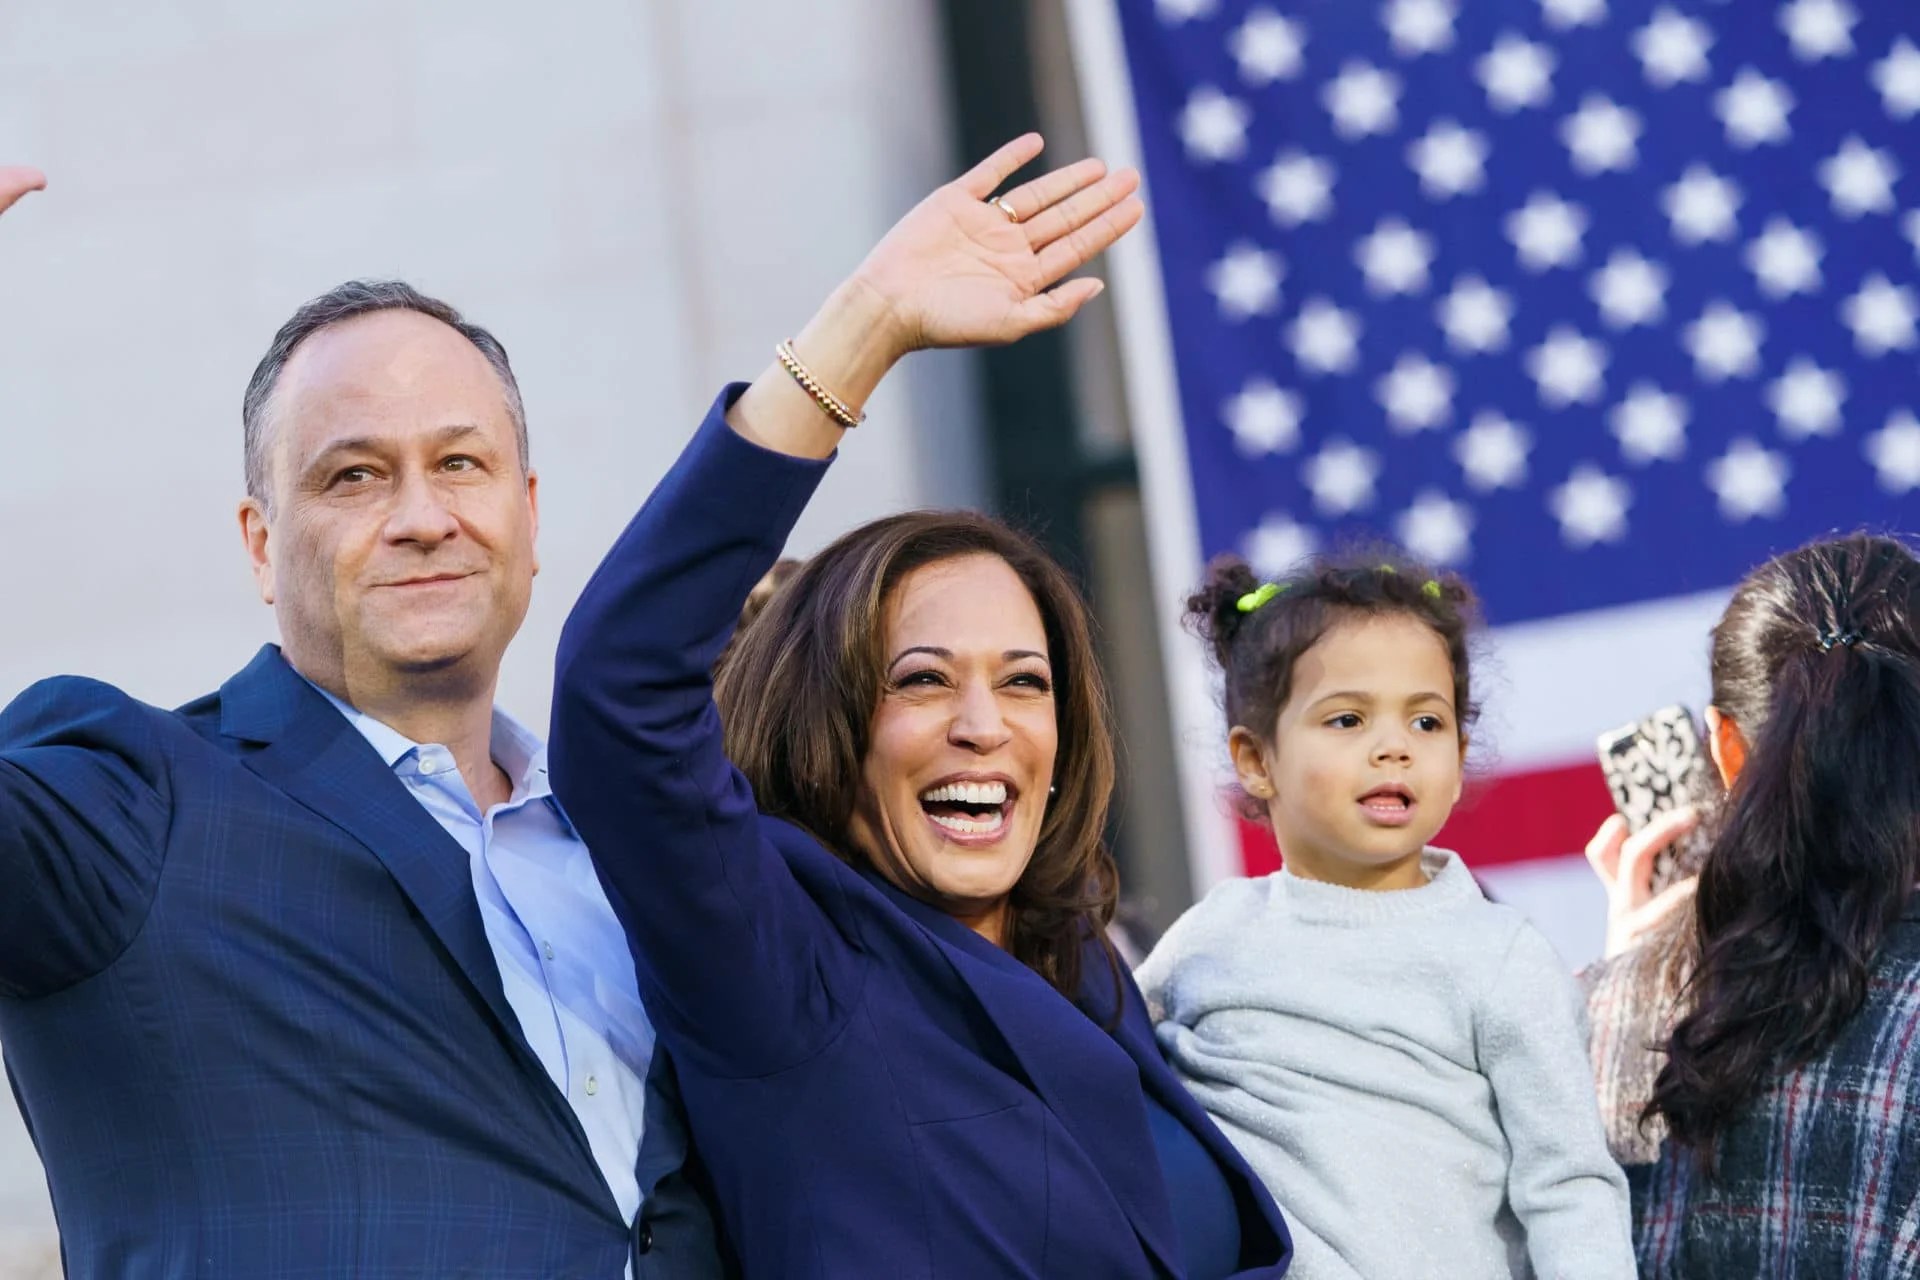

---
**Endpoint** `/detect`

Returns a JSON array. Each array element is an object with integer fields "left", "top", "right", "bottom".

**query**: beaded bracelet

[{"left": 774, "top": 341, "right": 865, "bottom": 429}]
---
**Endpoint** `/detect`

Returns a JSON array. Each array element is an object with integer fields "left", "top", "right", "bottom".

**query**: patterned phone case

[{"left": 1596, "top": 704, "right": 1717, "bottom": 894}]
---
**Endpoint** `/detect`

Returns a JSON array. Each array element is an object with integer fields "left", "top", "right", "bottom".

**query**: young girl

[{"left": 1137, "top": 553, "right": 1632, "bottom": 1280}]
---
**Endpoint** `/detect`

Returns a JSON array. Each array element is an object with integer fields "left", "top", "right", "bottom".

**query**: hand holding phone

[{"left": 1596, "top": 704, "right": 1718, "bottom": 895}]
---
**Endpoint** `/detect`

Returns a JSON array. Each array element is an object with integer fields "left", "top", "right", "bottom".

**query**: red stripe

[{"left": 1236, "top": 759, "right": 1617, "bottom": 876}]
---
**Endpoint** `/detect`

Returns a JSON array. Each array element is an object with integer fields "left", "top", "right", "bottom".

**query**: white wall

[{"left": 0, "top": 1, "right": 980, "bottom": 1264}]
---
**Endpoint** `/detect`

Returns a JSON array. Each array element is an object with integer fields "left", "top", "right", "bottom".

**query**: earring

[
  {"left": 1246, "top": 780, "right": 1272, "bottom": 798},
  {"left": 1048, "top": 784, "right": 1057, "bottom": 796}
]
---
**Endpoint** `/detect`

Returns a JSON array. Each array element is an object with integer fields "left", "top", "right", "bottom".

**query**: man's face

[{"left": 240, "top": 309, "right": 539, "bottom": 704}]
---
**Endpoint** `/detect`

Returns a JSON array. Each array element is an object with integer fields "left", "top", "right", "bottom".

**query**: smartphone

[{"left": 1596, "top": 704, "right": 1717, "bottom": 895}]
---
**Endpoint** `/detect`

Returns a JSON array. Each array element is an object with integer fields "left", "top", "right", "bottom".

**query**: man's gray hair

[{"left": 242, "top": 279, "right": 530, "bottom": 506}]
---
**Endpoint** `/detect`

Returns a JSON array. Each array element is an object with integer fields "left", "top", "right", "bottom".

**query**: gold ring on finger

[{"left": 994, "top": 196, "right": 1021, "bottom": 223}]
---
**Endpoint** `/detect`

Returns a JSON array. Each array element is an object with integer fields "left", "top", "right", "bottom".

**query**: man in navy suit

[{"left": 0, "top": 169, "right": 726, "bottom": 1278}]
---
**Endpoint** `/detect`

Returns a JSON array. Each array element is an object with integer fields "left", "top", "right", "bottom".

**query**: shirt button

[
  {"left": 585, "top": 1075, "right": 599, "bottom": 1096},
  {"left": 542, "top": 941, "right": 555, "bottom": 962}
]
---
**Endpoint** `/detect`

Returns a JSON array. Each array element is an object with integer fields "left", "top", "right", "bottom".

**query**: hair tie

[
  {"left": 1422, "top": 579, "right": 1443, "bottom": 599},
  {"left": 1236, "top": 582, "right": 1284, "bottom": 613},
  {"left": 1817, "top": 628, "right": 1863, "bottom": 653},
  {"left": 1377, "top": 564, "right": 1398, "bottom": 575}
]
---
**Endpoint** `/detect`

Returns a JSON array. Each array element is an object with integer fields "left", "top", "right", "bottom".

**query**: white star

[
  {"left": 1454, "top": 411, "right": 1532, "bottom": 490},
  {"left": 1437, "top": 276, "right": 1514, "bottom": 353},
  {"left": 1765, "top": 358, "right": 1847, "bottom": 439},
  {"left": 1561, "top": 95, "right": 1641, "bottom": 175},
  {"left": 1590, "top": 249, "right": 1669, "bottom": 328},
  {"left": 1715, "top": 68, "right": 1794, "bottom": 147},
  {"left": 1323, "top": 62, "right": 1402, "bottom": 139},
  {"left": 1258, "top": 151, "right": 1335, "bottom": 226},
  {"left": 1180, "top": 87, "right": 1251, "bottom": 163},
  {"left": 1384, "top": 0, "right": 1456, "bottom": 56},
  {"left": 1156, "top": 0, "right": 1217, "bottom": 22},
  {"left": 1507, "top": 191, "right": 1588, "bottom": 271},
  {"left": 1684, "top": 303, "right": 1765, "bottom": 381},
  {"left": 1541, "top": 0, "right": 1606, "bottom": 30},
  {"left": 1527, "top": 326, "right": 1608, "bottom": 407},
  {"left": 1376, "top": 352, "right": 1455, "bottom": 432},
  {"left": 1611, "top": 384, "right": 1689, "bottom": 463},
  {"left": 1478, "top": 34, "right": 1555, "bottom": 112},
  {"left": 1407, "top": 120, "right": 1488, "bottom": 199},
  {"left": 1865, "top": 410, "right": 1920, "bottom": 492},
  {"left": 1635, "top": 8, "right": 1712, "bottom": 86},
  {"left": 1224, "top": 379, "right": 1304, "bottom": 456},
  {"left": 1245, "top": 513, "right": 1320, "bottom": 578},
  {"left": 1745, "top": 219, "right": 1823, "bottom": 297},
  {"left": 1779, "top": 0, "right": 1855, "bottom": 61},
  {"left": 1819, "top": 136, "right": 1899, "bottom": 218},
  {"left": 1356, "top": 218, "right": 1436, "bottom": 295},
  {"left": 1207, "top": 243, "right": 1283, "bottom": 319},
  {"left": 1231, "top": 8, "right": 1306, "bottom": 85},
  {"left": 1663, "top": 166, "right": 1742, "bottom": 244},
  {"left": 1396, "top": 490, "right": 1474, "bottom": 565},
  {"left": 1289, "top": 299, "right": 1363, "bottom": 374},
  {"left": 1873, "top": 38, "right": 1920, "bottom": 119},
  {"left": 1705, "top": 439, "right": 1790, "bottom": 520},
  {"left": 1303, "top": 439, "right": 1383, "bottom": 514},
  {"left": 1841, "top": 273, "right": 1919, "bottom": 356},
  {"left": 1550, "top": 465, "right": 1632, "bottom": 546}
]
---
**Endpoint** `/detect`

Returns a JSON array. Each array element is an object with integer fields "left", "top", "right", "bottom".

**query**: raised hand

[
  {"left": 1584, "top": 807, "right": 1700, "bottom": 959},
  {"left": 849, "top": 134, "right": 1143, "bottom": 357},
  {"left": 0, "top": 168, "right": 46, "bottom": 220}
]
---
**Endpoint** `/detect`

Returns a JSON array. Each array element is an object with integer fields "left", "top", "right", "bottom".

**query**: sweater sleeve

[
  {"left": 1133, "top": 881, "right": 1247, "bottom": 1025},
  {"left": 1477, "top": 922, "right": 1637, "bottom": 1280}
]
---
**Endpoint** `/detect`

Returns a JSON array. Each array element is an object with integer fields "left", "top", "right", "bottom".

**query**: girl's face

[{"left": 1231, "top": 613, "right": 1466, "bottom": 891}]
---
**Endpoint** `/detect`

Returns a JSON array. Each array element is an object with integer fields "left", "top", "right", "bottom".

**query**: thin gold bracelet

[{"left": 774, "top": 341, "right": 865, "bottom": 429}]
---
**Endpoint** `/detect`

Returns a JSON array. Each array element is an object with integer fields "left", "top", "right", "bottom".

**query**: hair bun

[{"left": 1184, "top": 555, "right": 1265, "bottom": 669}]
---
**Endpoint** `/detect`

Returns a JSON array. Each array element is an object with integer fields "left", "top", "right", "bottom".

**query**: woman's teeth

[
  {"left": 928, "top": 810, "right": 1008, "bottom": 836},
  {"left": 920, "top": 780, "right": 1009, "bottom": 806}
]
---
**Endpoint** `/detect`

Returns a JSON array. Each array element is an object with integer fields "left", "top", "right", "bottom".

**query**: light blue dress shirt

[{"left": 315, "top": 688, "right": 655, "bottom": 1227}]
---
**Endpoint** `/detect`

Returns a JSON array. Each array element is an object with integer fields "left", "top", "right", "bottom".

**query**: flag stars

[
  {"left": 1865, "top": 411, "right": 1920, "bottom": 493},
  {"left": 1383, "top": 0, "right": 1456, "bottom": 56},
  {"left": 1408, "top": 120, "right": 1489, "bottom": 198},
  {"left": 1590, "top": 250, "right": 1669, "bottom": 328},
  {"left": 1663, "top": 166, "right": 1742, "bottom": 244},
  {"left": 1478, "top": 34, "right": 1555, "bottom": 112},
  {"left": 1550, "top": 465, "right": 1632, "bottom": 546},
  {"left": 1223, "top": 379, "right": 1304, "bottom": 455},
  {"left": 1561, "top": 96, "right": 1641, "bottom": 174},
  {"left": 1841, "top": 274, "right": 1919, "bottom": 356},
  {"left": 1258, "top": 151, "right": 1335, "bottom": 226},
  {"left": 1304, "top": 439, "right": 1383, "bottom": 514},
  {"left": 1156, "top": 0, "right": 1217, "bottom": 23},
  {"left": 1323, "top": 61, "right": 1403, "bottom": 139},
  {"left": 1611, "top": 384, "right": 1689, "bottom": 463},
  {"left": 1779, "top": 0, "right": 1856, "bottom": 62},
  {"left": 1207, "top": 243, "right": 1283, "bottom": 319},
  {"left": 1684, "top": 303, "right": 1766, "bottom": 380},
  {"left": 1715, "top": 69, "right": 1794, "bottom": 148},
  {"left": 1873, "top": 38, "right": 1920, "bottom": 120},
  {"left": 1289, "top": 299, "right": 1363, "bottom": 374},
  {"left": 1396, "top": 491, "right": 1474, "bottom": 565},
  {"left": 1706, "top": 439, "right": 1790, "bottom": 520},
  {"left": 1356, "top": 218, "right": 1436, "bottom": 295},
  {"left": 1376, "top": 352, "right": 1455, "bottom": 432},
  {"left": 1438, "top": 276, "right": 1514, "bottom": 353},
  {"left": 1180, "top": 88, "right": 1251, "bottom": 163},
  {"left": 1819, "top": 137, "right": 1900, "bottom": 218},
  {"left": 1454, "top": 411, "right": 1532, "bottom": 490},
  {"left": 1766, "top": 359, "right": 1847, "bottom": 439},
  {"left": 1745, "top": 219, "right": 1823, "bottom": 297},
  {"left": 1231, "top": 8, "right": 1306, "bottom": 85},
  {"left": 1527, "top": 327, "right": 1608, "bottom": 407},
  {"left": 1245, "top": 513, "right": 1320, "bottom": 578},
  {"left": 1507, "top": 192, "right": 1588, "bottom": 271},
  {"left": 1541, "top": 0, "right": 1606, "bottom": 31},
  {"left": 1634, "top": 8, "right": 1712, "bottom": 87}
]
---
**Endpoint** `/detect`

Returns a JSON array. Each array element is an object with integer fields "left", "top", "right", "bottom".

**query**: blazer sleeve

[
  {"left": 1477, "top": 922, "right": 1637, "bottom": 1280},
  {"left": 550, "top": 386, "right": 859, "bottom": 1079},
  {"left": 0, "top": 677, "right": 171, "bottom": 999}
]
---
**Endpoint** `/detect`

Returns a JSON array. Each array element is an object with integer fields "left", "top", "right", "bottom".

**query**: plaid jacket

[{"left": 1634, "top": 908, "right": 1920, "bottom": 1278}]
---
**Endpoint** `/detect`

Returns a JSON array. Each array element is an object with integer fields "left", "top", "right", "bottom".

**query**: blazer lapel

[{"left": 874, "top": 877, "right": 1183, "bottom": 1277}]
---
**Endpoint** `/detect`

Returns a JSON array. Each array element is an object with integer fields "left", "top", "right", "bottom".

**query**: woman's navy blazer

[{"left": 551, "top": 388, "right": 1292, "bottom": 1278}]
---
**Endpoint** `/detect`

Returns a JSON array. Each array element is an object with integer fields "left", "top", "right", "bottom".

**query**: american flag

[{"left": 1065, "top": 0, "right": 1920, "bottom": 960}]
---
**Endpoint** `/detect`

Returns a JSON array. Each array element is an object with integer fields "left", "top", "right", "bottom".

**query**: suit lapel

[{"left": 874, "top": 878, "right": 1183, "bottom": 1277}]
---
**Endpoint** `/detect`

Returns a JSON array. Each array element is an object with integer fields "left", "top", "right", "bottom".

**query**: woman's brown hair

[{"left": 714, "top": 511, "right": 1121, "bottom": 1004}]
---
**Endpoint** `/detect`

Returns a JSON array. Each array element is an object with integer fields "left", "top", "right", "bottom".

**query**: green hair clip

[
  {"left": 1236, "top": 582, "right": 1284, "bottom": 613},
  {"left": 1377, "top": 563, "right": 1398, "bottom": 575},
  {"left": 1422, "top": 579, "right": 1443, "bottom": 599}
]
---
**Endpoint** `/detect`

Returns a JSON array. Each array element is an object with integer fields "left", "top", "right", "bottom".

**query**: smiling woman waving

[{"left": 548, "top": 136, "right": 1293, "bottom": 1279}]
